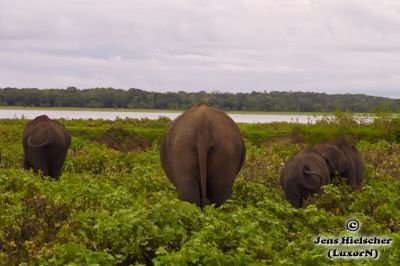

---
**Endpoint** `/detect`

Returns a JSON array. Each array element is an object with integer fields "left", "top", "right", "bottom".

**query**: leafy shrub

[{"left": 0, "top": 117, "right": 399, "bottom": 265}]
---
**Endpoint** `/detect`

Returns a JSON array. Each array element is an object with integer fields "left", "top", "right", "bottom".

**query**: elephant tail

[
  {"left": 28, "top": 129, "right": 54, "bottom": 148},
  {"left": 301, "top": 165, "right": 324, "bottom": 191},
  {"left": 197, "top": 138, "right": 210, "bottom": 208}
]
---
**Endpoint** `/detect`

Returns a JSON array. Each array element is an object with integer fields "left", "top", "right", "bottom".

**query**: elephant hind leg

[
  {"left": 174, "top": 176, "right": 201, "bottom": 206},
  {"left": 24, "top": 157, "right": 32, "bottom": 170},
  {"left": 170, "top": 151, "right": 201, "bottom": 206},
  {"left": 34, "top": 163, "right": 49, "bottom": 177},
  {"left": 173, "top": 166, "right": 201, "bottom": 206},
  {"left": 28, "top": 150, "right": 49, "bottom": 177},
  {"left": 207, "top": 174, "right": 235, "bottom": 207},
  {"left": 49, "top": 151, "right": 68, "bottom": 179},
  {"left": 207, "top": 155, "right": 238, "bottom": 207}
]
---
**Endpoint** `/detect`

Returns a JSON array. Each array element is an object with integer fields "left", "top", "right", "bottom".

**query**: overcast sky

[{"left": 0, "top": 0, "right": 399, "bottom": 98}]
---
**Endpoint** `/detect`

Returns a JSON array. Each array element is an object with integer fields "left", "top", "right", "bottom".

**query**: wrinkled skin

[
  {"left": 23, "top": 115, "right": 71, "bottom": 179},
  {"left": 280, "top": 148, "right": 330, "bottom": 208},
  {"left": 160, "top": 104, "right": 246, "bottom": 207},
  {"left": 315, "top": 139, "right": 365, "bottom": 189}
]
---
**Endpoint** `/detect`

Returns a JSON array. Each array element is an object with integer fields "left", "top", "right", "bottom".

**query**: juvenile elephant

[
  {"left": 314, "top": 139, "right": 364, "bottom": 189},
  {"left": 280, "top": 148, "right": 330, "bottom": 208},
  {"left": 160, "top": 103, "right": 246, "bottom": 207},
  {"left": 23, "top": 115, "right": 71, "bottom": 179}
]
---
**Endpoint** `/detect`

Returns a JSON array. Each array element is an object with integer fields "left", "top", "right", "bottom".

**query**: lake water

[{"left": 0, "top": 109, "right": 330, "bottom": 123}]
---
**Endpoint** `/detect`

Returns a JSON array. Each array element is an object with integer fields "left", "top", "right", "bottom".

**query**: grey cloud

[{"left": 0, "top": 0, "right": 399, "bottom": 98}]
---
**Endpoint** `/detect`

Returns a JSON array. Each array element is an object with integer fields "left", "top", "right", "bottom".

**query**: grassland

[{"left": 0, "top": 114, "right": 399, "bottom": 265}]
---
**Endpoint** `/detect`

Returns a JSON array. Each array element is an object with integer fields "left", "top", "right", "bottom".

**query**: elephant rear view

[
  {"left": 160, "top": 103, "right": 246, "bottom": 207},
  {"left": 280, "top": 148, "right": 331, "bottom": 208},
  {"left": 23, "top": 115, "right": 71, "bottom": 179},
  {"left": 314, "top": 139, "right": 365, "bottom": 189}
]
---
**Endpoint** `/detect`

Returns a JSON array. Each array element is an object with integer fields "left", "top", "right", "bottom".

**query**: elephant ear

[{"left": 301, "top": 165, "right": 323, "bottom": 191}]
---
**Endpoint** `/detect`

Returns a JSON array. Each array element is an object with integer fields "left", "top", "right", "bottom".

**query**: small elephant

[
  {"left": 313, "top": 142, "right": 347, "bottom": 179},
  {"left": 160, "top": 103, "right": 246, "bottom": 207},
  {"left": 280, "top": 148, "right": 330, "bottom": 208},
  {"left": 314, "top": 139, "right": 364, "bottom": 189},
  {"left": 23, "top": 115, "right": 71, "bottom": 179}
]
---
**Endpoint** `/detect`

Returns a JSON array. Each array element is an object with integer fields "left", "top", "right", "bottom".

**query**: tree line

[{"left": 0, "top": 87, "right": 399, "bottom": 112}]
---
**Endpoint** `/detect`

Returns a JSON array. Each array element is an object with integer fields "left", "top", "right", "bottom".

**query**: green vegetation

[
  {"left": 0, "top": 105, "right": 345, "bottom": 116},
  {"left": 0, "top": 106, "right": 181, "bottom": 113},
  {"left": 1, "top": 87, "right": 400, "bottom": 112},
  {"left": 0, "top": 114, "right": 399, "bottom": 265}
]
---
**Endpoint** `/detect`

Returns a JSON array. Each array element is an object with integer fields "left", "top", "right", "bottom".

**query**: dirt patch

[
  {"left": 96, "top": 127, "right": 151, "bottom": 152},
  {"left": 262, "top": 135, "right": 305, "bottom": 146}
]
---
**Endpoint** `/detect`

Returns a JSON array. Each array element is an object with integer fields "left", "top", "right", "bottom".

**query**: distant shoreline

[{"left": 0, "top": 106, "right": 376, "bottom": 116}]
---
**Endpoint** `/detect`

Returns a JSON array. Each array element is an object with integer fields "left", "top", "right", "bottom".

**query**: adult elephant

[
  {"left": 23, "top": 115, "right": 71, "bottom": 179},
  {"left": 280, "top": 148, "right": 331, "bottom": 208},
  {"left": 160, "top": 103, "right": 246, "bottom": 207},
  {"left": 314, "top": 139, "right": 364, "bottom": 189}
]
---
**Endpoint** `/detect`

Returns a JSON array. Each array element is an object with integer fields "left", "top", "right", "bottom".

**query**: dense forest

[{"left": 0, "top": 87, "right": 399, "bottom": 112}]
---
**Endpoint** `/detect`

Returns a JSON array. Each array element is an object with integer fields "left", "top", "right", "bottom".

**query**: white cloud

[{"left": 0, "top": 0, "right": 399, "bottom": 98}]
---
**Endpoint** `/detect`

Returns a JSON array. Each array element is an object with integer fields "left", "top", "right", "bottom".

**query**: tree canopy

[{"left": 0, "top": 87, "right": 399, "bottom": 112}]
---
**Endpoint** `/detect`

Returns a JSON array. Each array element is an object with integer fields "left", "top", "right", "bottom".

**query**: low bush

[{"left": 0, "top": 115, "right": 399, "bottom": 265}]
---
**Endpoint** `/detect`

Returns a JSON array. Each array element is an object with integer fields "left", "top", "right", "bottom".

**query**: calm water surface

[{"left": 0, "top": 109, "right": 330, "bottom": 123}]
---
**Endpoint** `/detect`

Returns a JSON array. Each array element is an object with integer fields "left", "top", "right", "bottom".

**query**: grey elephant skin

[
  {"left": 314, "top": 139, "right": 365, "bottom": 189},
  {"left": 23, "top": 115, "right": 71, "bottom": 179},
  {"left": 280, "top": 148, "right": 330, "bottom": 208},
  {"left": 160, "top": 104, "right": 246, "bottom": 207}
]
